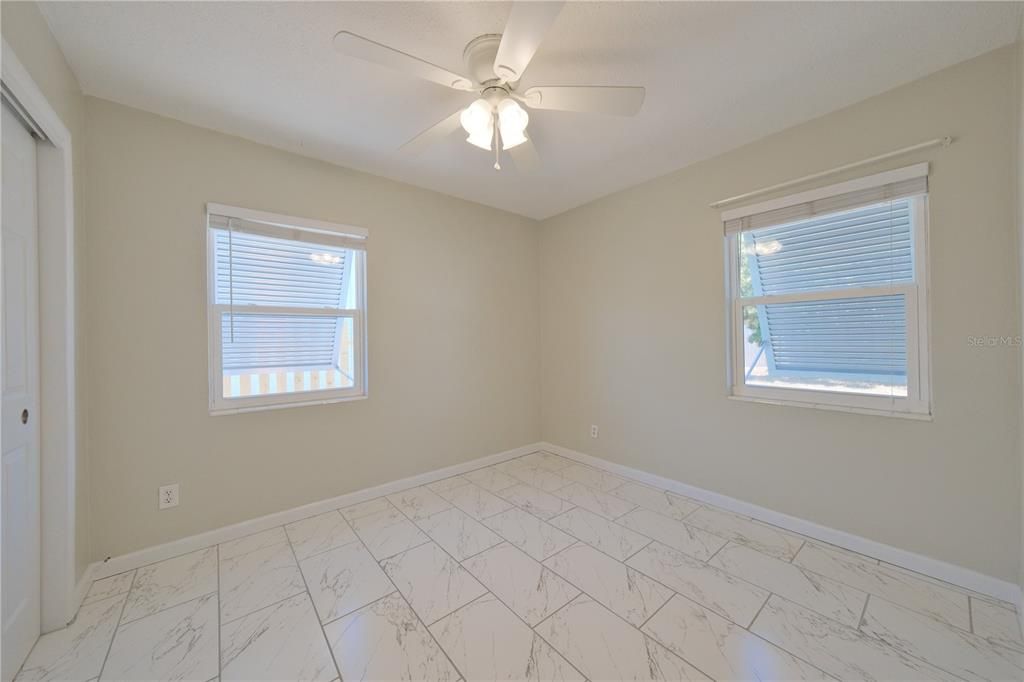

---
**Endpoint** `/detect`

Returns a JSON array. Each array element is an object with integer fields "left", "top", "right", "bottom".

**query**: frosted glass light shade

[
  {"left": 461, "top": 99, "right": 494, "bottom": 149},
  {"left": 497, "top": 99, "right": 529, "bottom": 149}
]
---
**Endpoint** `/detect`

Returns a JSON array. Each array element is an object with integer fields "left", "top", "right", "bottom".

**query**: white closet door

[{"left": 2, "top": 99, "right": 42, "bottom": 682}]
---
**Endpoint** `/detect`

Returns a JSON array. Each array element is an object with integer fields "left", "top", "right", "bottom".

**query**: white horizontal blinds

[
  {"left": 212, "top": 229, "right": 351, "bottom": 308},
  {"left": 755, "top": 294, "right": 908, "bottom": 377},
  {"left": 748, "top": 200, "right": 913, "bottom": 294},
  {"left": 208, "top": 213, "right": 367, "bottom": 252},
  {"left": 211, "top": 219, "right": 356, "bottom": 374},
  {"left": 737, "top": 192, "right": 923, "bottom": 402},
  {"left": 746, "top": 200, "right": 912, "bottom": 379},
  {"left": 724, "top": 174, "right": 926, "bottom": 235},
  {"left": 219, "top": 313, "right": 339, "bottom": 371}
]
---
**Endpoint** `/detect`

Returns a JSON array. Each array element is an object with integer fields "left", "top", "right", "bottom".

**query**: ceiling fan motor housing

[{"left": 463, "top": 34, "right": 506, "bottom": 86}]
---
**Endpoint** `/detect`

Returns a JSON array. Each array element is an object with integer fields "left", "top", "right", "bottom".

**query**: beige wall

[
  {"left": 81, "top": 98, "right": 540, "bottom": 559},
  {"left": 1, "top": 1, "right": 92, "bottom": 582},
  {"left": 6, "top": 1, "right": 1020, "bottom": 586},
  {"left": 1017, "top": 27, "right": 1024, "bottom": 600},
  {"left": 540, "top": 46, "right": 1021, "bottom": 582}
]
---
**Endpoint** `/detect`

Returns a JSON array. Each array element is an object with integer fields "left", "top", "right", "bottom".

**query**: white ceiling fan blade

[
  {"left": 493, "top": 2, "right": 564, "bottom": 82},
  {"left": 522, "top": 86, "right": 645, "bottom": 116},
  {"left": 401, "top": 108, "right": 465, "bottom": 155},
  {"left": 509, "top": 137, "right": 540, "bottom": 172},
  {"left": 333, "top": 31, "right": 474, "bottom": 91}
]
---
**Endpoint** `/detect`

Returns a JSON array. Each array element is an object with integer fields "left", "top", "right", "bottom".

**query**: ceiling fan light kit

[
  {"left": 460, "top": 94, "right": 529, "bottom": 153},
  {"left": 460, "top": 98, "right": 494, "bottom": 150},
  {"left": 497, "top": 99, "right": 529, "bottom": 150},
  {"left": 332, "top": 1, "right": 645, "bottom": 171}
]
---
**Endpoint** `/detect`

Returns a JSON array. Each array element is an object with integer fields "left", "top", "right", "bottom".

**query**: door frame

[{"left": 2, "top": 39, "right": 79, "bottom": 632}]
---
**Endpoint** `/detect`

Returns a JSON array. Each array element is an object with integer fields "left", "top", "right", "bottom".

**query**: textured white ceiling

[{"left": 42, "top": 1, "right": 1022, "bottom": 219}]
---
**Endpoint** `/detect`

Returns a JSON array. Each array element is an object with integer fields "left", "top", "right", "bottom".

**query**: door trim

[{"left": 2, "top": 39, "right": 79, "bottom": 632}]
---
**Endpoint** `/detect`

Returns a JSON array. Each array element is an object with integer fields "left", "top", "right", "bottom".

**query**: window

[
  {"left": 207, "top": 204, "right": 367, "bottom": 414},
  {"left": 724, "top": 164, "right": 930, "bottom": 416}
]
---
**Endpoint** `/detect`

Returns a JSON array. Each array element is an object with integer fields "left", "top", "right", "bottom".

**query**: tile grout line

[
  {"left": 622, "top": 537, "right": 655, "bottom": 562},
  {"left": 438, "top": 564, "right": 591, "bottom": 681},
  {"left": 455, "top": 537, "right": 508, "bottom": 564},
  {"left": 857, "top": 593, "right": 871, "bottom": 630},
  {"left": 527, "top": 607, "right": 593, "bottom": 681},
  {"left": 488, "top": 464, "right": 666, "bottom": 565},
  {"left": 387, "top": 476, "right": 593, "bottom": 680},
  {"left": 745, "top": 590, "right": 775, "bottom": 629},
  {"left": 791, "top": 538, "right": 810, "bottom": 565},
  {"left": 373, "top": 537, "right": 433, "bottom": 564},
  {"left": 400, "top": 498, "right": 505, "bottom": 562},
  {"left": 219, "top": 587, "right": 311, "bottom": 627},
  {"left": 95, "top": 563, "right": 136, "bottom": 680},
  {"left": 512, "top": 495, "right": 578, "bottom": 522},
  {"left": 540, "top": 540, "right": 582, "bottom": 564},
  {"left": 662, "top": 587, "right": 836, "bottom": 681},
  {"left": 329, "top": 520, "right": 454, "bottom": 677},
  {"left": 611, "top": 504, "right": 640, "bottom": 522},
  {"left": 357, "top": 500, "right": 469, "bottom": 680},
  {"left": 317, "top": 588, "right": 401, "bottom": 630},
  {"left": 636, "top": 591, "right": 674, "bottom": 631},
  {"left": 326, "top": 450, "right": 541, "bottom": 528},
  {"left": 546, "top": 503, "right": 654, "bottom": 564},
  {"left": 529, "top": 585, "right": 669, "bottom": 682},
  {"left": 680, "top": 502, "right": 704, "bottom": 521},
  {"left": 789, "top": 539, "right": 807, "bottom": 563},
  {"left": 215, "top": 544, "right": 222, "bottom": 679},
  {"left": 621, "top": 538, "right": 781, "bottom": 630},
  {"left": 630, "top": 616, "right": 720, "bottom": 682},
  {"left": 282, "top": 523, "right": 344, "bottom": 682},
  {"left": 784, "top": 548, "right": 974, "bottom": 634},
  {"left": 850, "top": 593, "right": 990, "bottom": 681},
  {"left": 702, "top": 539, "right": 731, "bottom": 565},
  {"left": 474, "top": 507, "right": 703, "bottom": 678},
  {"left": 307, "top": 512, "right": 421, "bottom": 564},
  {"left": 114, "top": 588, "right": 220, "bottom": 628},
  {"left": 527, "top": 588, "right": 577, "bottom": 633},
  {"left": 92, "top": 542, "right": 224, "bottom": 585},
  {"left": 549, "top": 476, "right": 640, "bottom": 519}
]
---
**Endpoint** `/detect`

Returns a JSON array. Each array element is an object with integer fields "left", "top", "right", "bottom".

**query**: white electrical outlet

[
  {"left": 590, "top": 424, "right": 599, "bottom": 438},
  {"left": 159, "top": 484, "right": 179, "bottom": 510}
]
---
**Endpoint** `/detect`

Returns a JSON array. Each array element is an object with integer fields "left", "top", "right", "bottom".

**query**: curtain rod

[{"left": 709, "top": 136, "right": 952, "bottom": 209}]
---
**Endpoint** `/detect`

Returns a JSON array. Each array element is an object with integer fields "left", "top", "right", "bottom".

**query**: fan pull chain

[{"left": 493, "top": 112, "right": 501, "bottom": 170}]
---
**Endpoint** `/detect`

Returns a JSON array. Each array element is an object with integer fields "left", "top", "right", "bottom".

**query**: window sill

[
  {"left": 210, "top": 392, "right": 367, "bottom": 416},
  {"left": 727, "top": 394, "right": 932, "bottom": 421}
]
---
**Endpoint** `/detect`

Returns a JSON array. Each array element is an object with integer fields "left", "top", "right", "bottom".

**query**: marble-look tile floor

[{"left": 16, "top": 451, "right": 1024, "bottom": 681}]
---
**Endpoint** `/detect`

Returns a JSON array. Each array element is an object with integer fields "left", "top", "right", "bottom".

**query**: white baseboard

[
  {"left": 1019, "top": 592, "right": 1024, "bottom": 639},
  {"left": 541, "top": 442, "right": 1022, "bottom": 605},
  {"left": 87, "top": 437, "right": 1019, "bottom": 608},
  {"left": 70, "top": 566, "right": 93, "bottom": 620},
  {"left": 90, "top": 442, "right": 544, "bottom": 581},
  {"left": 43, "top": 565, "right": 95, "bottom": 632}
]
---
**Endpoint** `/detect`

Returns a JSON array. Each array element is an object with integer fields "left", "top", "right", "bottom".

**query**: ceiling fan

[{"left": 333, "top": 1, "right": 645, "bottom": 170}]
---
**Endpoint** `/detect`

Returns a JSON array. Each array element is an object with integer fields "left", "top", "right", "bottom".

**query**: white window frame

[
  {"left": 724, "top": 173, "right": 931, "bottom": 419},
  {"left": 206, "top": 203, "right": 368, "bottom": 415}
]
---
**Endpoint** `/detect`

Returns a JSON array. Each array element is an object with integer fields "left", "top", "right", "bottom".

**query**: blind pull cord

[{"left": 888, "top": 200, "right": 894, "bottom": 403}]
